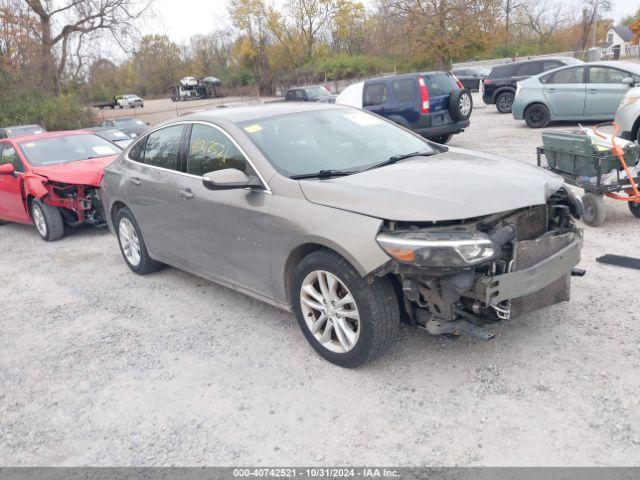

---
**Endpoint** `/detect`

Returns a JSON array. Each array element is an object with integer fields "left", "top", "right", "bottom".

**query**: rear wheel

[
  {"left": 115, "top": 207, "right": 163, "bottom": 274},
  {"left": 628, "top": 201, "right": 640, "bottom": 219},
  {"left": 582, "top": 193, "right": 606, "bottom": 226},
  {"left": 496, "top": 91, "right": 514, "bottom": 113},
  {"left": 524, "top": 103, "right": 550, "bottom": 128},
  {"left": 31, "top": 199, "right": 64, "bottom": 241},
  {"left": 292, "top": 249, "right": 399, "bottom": 368}
]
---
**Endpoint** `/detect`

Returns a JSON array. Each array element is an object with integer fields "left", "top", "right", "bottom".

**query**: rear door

[
  {"left": 363, "top": 81, "right": 389, "bottom": 116},
  {"left": 584, "top": 66, "right": 638, "bottom": 117},
  {"left": 542, "top": 66, "right": 586, "bottom": 117},
  {"left": 123, "top": 124, "right": 187, "bottom": 264},
  {"left": 0, "top": 143, "right": 29, "bottom": 223}
]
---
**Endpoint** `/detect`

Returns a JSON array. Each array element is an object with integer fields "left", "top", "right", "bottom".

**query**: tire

[
  {"left": 0, "top": 220, "right": 7, "bottom": 225},
  {"left": 449, "top": 88, "right": 473, "bottom": 121},
  {"left": 582, "top": 193, "right": 606, "bottom": 226},
  {"left": 629, "top": 201, "right": 640, "bottom": 219},
  {"left": 31, "top": 199, "right": 64, "bottom": 241},
  {"left": 291, "top": 249, "right": 399, "bottom": 368},
  {"left": 524, "top": 103, "right": 550, "bottom": 128},
  {"left": 430, "top": 134, "right": 453, "bottom": 144},
  {"left": 496, "top": 91, "right": 515, "bottom": 113},
  {"left": 115, "top": 207, "right": 163, "bottom": 275}
]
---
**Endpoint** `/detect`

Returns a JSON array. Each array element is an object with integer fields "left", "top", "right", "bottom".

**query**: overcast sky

[{"left": 141, "top": 0, "right": 639, "bottom": 45}]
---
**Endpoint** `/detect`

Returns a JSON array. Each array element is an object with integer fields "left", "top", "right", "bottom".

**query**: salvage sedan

[
  {"left": 100, "top": 103, "right": 583, "bottom": 367},
  {"left": 0, "top": 131, "right": 120, "bottom": 241}
]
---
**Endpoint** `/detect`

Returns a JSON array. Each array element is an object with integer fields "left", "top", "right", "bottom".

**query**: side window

[
  {"left": 142, "top": 125, "right": 184, "bottom": 170},
  {"left": 589, "top": 67, "right": 628, "bottom": 84},
  {"left": 391, "top": 79, "right": 416, "bottom": 102},
  {"left": 363, "top": 83, "right": 387, "bottom": 106},
  {"left": 127, "top": 137, "right": 146, "bottom": 162},
  {"left": 187, "top": 124, "right": 250, "bottom": 177},
  {"left": 549, "top": 67, "right": 584, "bottom": 84},
  {"left": 285, "top": 90, "right": 294, "bottom": 100},
  {"left": 516, "top": 62, "right": 542, "bottom": 76},
  {"left": 0, "top": 145, "right": 24, "bottom": 172},
  {"left": 542, "top": 61, "right": 561, "bottom": 71}
]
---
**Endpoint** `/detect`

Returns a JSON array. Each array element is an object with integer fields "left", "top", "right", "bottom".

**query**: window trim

[{"left": 124, "top": 120, "right": 271, "bottom": 193}]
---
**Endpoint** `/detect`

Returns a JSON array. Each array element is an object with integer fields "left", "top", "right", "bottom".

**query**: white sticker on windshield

[
  {"left": 92, "top": 146, "right": 117, "bottom": 155},
  {"left": 135, "top": 120, "right": 145, "bottom": 125},
  {"left": 343, "top": 112, "right": 384, "bottom": 126},
  {"left": 113, "top": 132, "right": 127, "bottom": 137}
]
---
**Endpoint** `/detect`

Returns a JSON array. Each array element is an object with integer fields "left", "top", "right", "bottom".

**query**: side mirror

[
  {"left": 622, "top": 77, "right": 635, "bottom": 87},
  {"left": 0, "top": 163, "right": 15, "bottom": 175},
  {"left": 203, "top": 168, "right": 264, "bottom": 191}
]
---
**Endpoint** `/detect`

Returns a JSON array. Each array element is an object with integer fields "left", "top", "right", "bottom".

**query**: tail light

[
  {"left": 452, "top": 74, "right": 464, "bottom": 90},
  {"left": 418, "top": 77, "right": 430, "bottom": 114},
  {"left": 484, "top": 79, "right": 492, "bottom": 85}
]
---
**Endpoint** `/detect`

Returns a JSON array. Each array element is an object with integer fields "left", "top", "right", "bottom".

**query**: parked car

[
  {"left": 118, "top": 94, "right": 144, "bottom": 108},
  {"left": 0, "top": 131, "right": 120, "bottom": 240},
  {"left": 0, "top": 124, "right": 46, "bottom": 138},
  {"left": 451, "top": 66, "right": 491, "bottom": 91},
  {"left": 513, "top": 61, "right": 640, "bottom": 128},
  {"left": 87, "top": 127, "right": 133, "bottom": 149},
  {"left": 100, "top": 103, "right": 583, "bottom": 367},
  {"left": 336, "top": 72, "right": 473, "bottom": 144},
  {"left": 99, "top": 117, "right": 149, "bottom": 138},
  {"left": 93, "top": 96, "right": 123, "bottom": 110},
  {"left": 284, "top": 85, "right": 336, "bottom": 103},
  {"left": 483, "top": 57, "right": 583, "bottom": 113},
  {"left": 614, "top": 86, "right": 640, "bottom": 143}
]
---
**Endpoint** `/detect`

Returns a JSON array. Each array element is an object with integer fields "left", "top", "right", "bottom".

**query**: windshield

[
  {"left": 239, "top": 108, "right": 435, "bottom": 177},
  {"left": 114, "top": 118, "right": 145, "bottom": 127},
  {"left": 306, "top": 86, "right": 331, "bottom": 98},
  {"left": 19, "top": 134, "right": 120, "bottom": 166}
]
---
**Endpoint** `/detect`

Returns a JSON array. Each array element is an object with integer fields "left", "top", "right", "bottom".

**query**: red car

[{"left": 0, "top": 130, "right": 120, "bottom": 241}]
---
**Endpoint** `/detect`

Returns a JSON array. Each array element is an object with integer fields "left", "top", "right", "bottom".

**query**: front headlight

[
  {"left": 376, "top": 230, "right": 498, "bottom": 268},
  {"left": 620, "top": 96, "right": 640, "bottom": 108}
]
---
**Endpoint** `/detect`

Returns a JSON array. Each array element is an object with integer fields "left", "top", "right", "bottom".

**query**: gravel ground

[{"left": 1, "top": 94, "right": 640, "bottom": 466}]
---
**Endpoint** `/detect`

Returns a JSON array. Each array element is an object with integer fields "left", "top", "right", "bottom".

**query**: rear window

[
  {"left": 515, "top": 62, "right": 542, "bottom": 76},
  {"left": 488, "top": 64, "right": 516, "bottom": 79},
  {"left": 114, "top": 118, "right": 146, "bottom": 128},
  {"left": 422, "top": 73, "right": 458, "bottom": 96},
  {"left": 19, "top": 134, "right": 119, "bottom": 166}
]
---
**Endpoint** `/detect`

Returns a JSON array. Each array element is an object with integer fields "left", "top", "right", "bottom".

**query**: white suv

[
  {"left": 615, "top": 86, "right": 640, "bottom": 143},
  {"left": 117, "top": 94, "right": 144, "bottom": 109}
]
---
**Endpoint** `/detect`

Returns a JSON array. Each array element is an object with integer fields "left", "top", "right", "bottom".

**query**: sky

[{"left": 141, "top": 0, "right": 640, "bottom": 45}]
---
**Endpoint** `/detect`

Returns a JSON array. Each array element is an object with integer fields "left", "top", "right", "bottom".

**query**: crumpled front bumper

[{"left": 479, "top": 231, "right": 582, "bottom": 307}]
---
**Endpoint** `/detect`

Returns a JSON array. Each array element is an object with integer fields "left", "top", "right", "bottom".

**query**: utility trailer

[
  {"left": 170, "top": 76, "right": 222, "bottom": 102},
  {"left": 93, "top": 95, "right": 123, "bottom": 110}
]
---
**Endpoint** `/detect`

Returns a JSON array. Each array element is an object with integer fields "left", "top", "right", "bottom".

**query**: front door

[
  {"left": 171, "top": 123, "right": 274, "bottom": 298},
  {"left": 584, "top": 66, "right": 635, "bottom": 117},
  {"left": 543, "top": 66, "right": 586, "bottom": 117},
  {"left": 0, "top": 144, "right": 29, "bottom": 223}
]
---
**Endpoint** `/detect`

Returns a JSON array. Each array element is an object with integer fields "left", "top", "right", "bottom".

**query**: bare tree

[
  {"left": 518, "top": 0, "right": 567, "bottom": 48},
  {"left": 286, "top": 0, "right": 339, "bottom": 57},
  {"left": 24, "top": 0, "right": 153, "bottom": 92},
  {"left": 500, "top": 0, "right": 521, "bottom": 46}
]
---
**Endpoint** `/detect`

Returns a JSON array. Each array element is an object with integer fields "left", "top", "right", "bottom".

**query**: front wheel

[
  {"left": 496, "top": 91, "right": 514, "bottom": 113},
  {"left": 31, "top": 199, "right": 65, "bottom": 241},
  {"left": 115, "top": 207, "right": 163, "bottom": 274},
  {"left": 582, "top": 193, "right": 606, "bottom": 226},
  {"left": 524, "top": 103, "right": 550, "bottom": 128},
  {"left": 292, "top": 249, "right": 399, "bottom": 368},
  {"left": 628, "top": 200, "right": 640, "bottom": 219}
]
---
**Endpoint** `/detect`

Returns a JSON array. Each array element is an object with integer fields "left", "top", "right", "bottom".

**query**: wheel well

[
  {"left": 26, "top": 195, "right": 36, "bottom": 220},
  {"left": 494, "top": 87, "right": 515, "bottom": 101},
  {"left": 110, "top": 201, "right": 127, "bottom": 224},
  {"left": 631, "top": 115, "right": 640, "bottom": 141},
  {"left": 524, "top": 102, "right": 549, "bottom": 115}
]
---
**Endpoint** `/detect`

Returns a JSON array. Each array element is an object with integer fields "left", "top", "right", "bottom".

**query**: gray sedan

[{"left": 100, "top": 103, "right": 583, "bottom": 367}]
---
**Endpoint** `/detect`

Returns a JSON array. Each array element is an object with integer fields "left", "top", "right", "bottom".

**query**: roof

[
  {"left": 612, "top": 25, "right": 633, "bottom": 42},
  {"left": 170, "top": 102, "right": 346, "bottom": 125}
]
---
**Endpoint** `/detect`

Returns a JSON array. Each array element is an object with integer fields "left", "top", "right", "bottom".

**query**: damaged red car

[{"left": 0, "top": 130, "right": 120, "bottom": 241}]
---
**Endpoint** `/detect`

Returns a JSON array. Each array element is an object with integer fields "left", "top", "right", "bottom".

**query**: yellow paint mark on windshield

[{"left": 243, "top": 124, "right": 263, "bottom": 134}]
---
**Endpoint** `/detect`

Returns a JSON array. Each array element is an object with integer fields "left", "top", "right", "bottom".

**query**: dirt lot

[{"left": 1, "top": 94, "right": 640, "bottom": 466}]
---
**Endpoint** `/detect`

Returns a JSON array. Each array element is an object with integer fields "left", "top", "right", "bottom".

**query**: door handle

[
  {"left": 129, "top": 177, "right": 141, "bottom": 185},
  {"left": 178, "top": 188, "right": 194, "bottom": 200},
  {"left": 547, "top": 88, "right": 557, "bottom": 93}
]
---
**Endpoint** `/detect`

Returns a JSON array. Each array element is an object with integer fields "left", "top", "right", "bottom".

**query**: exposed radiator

[{"left": 510, "top": 232, "right": 573, "bottom": 318}]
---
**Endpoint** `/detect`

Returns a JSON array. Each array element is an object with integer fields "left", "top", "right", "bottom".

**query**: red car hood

[{"left": 31, "top": 156, "right": 117, "bottom": 187}]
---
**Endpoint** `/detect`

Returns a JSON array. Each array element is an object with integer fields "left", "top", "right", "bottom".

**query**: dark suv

[
  {"left": 284, "top": 85, "right": 336, "bottom": 103},
  {"left": 337, "top": 72, "right": 472, "bottom": 143},
  {"left": 482, "top": 57, "right": 583, "bottom": 113}
]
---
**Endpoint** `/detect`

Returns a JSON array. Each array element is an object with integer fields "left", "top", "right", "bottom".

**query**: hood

[
  {"left": 298, "top": 147, "right": 564, "bottom": 222},
  {"left": 31, "top": 155, "right": 118, "bottom": 187}
]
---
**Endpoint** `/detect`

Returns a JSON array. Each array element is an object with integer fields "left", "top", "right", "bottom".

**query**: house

[{"left": 601, "top": 25, "right": 634, "bottom": 58}]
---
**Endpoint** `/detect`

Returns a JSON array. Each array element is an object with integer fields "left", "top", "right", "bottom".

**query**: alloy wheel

[
  {"left": 119, "top": 217, "right": 141, "bottom": 266},
  {"left": 32, "top": 204, "right": 47, "bottom": 237},
  {"left": 299, "top": 270, "right": 360, "bottom": 354},
  {"left": 459, "top": 93, "right": 472, "bottom": 116}
]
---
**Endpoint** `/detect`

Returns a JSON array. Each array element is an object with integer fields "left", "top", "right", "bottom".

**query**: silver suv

[
  {"left": 100, "top": 103, "right": 583, "bottom": 367},
  {"left": 615, "top": 86, "right": 640, "bottom": 143}
]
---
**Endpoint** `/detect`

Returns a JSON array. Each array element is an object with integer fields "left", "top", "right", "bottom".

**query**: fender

[
  {"left": 22, "top": 173, "right": 49, "bottom": 202},
  {"left": 491, "top": 86, "right": 516, "bottom": 103}
]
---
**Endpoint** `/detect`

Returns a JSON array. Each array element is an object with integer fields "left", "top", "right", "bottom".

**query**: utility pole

[{"left": 592, "top": 0, "right": 598, "bottom": 48}]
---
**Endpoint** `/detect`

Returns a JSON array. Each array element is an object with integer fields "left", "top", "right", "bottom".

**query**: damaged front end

[
  {"left": 41, "top": 181, "right": 106, "bottom": 227},
  {"left": 373, "top": 187, "right": 583, "bottom": 339}
]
